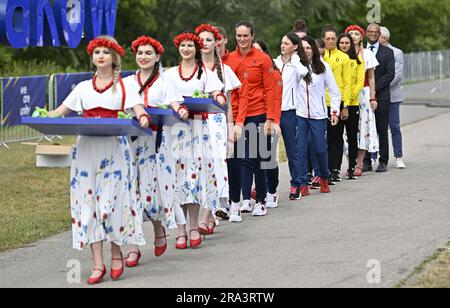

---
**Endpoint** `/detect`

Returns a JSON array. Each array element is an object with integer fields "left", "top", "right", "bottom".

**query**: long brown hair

[
  {"left": 302, "top": 36, "right": 326, "bottom": 75},
  {"left": 338, "top": 33, "right": 362, "bottom": 65}
]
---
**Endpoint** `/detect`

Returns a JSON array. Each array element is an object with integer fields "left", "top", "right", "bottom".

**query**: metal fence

[
  {"left": 1, "top": 71, "right": 135, "bottom": 148},
  {"left": 403, "top": 50, "right": 450, "bottom": 83},
  {"left": 0, "top": 76, "right": 50, "bottom": 149},
  {"left": 0, "top": 125, "right": 49, "bottom": 149}
]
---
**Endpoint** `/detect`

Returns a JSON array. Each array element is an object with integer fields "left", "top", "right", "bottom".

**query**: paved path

[
  {"left": 0, "top": 85, "right": 449, "bottom": 288},
  {"left": 402, "top": 79, "right": 450, "bottom": 107}
]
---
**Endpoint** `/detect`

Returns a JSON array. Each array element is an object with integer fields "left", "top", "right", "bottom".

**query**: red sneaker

[
  {"left": 320, "top": 178, "right": 330, "bottom": 193},
  {"left": 301, "top": 186, "right": 310, "bottom": 197},
  {"left": 311, "top": 177, "right": 321, "bottom": 190},
  {"left": 289, "top": 187, "right": 301, "bottom": 200}
]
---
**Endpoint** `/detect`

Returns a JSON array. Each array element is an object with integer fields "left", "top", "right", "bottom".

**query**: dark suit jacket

[{"left": 371, "top": 44, "right": 396, "bottom": 102}]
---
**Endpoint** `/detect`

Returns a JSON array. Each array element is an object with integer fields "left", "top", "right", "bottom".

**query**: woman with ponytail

[
  {"left": 123, "top": 36, "right": 188, "bottom": 267},
  {"left": 296, "top": 36, "right": 342, "bottom": 197},
  {"left": 195, "top": 24, "right": 242, "bottom": 234},
  {"left": 272, "top": 33, "right": 310, "bottom": 201},
  {"left": 165, "top": 32, "right": 225, "bottom": 250},
  {"left": 47, "top": 36, "right": 147, "bottom": 285},
  {"left": 292, "top": 20, "right": 311, "bottom": 39}
]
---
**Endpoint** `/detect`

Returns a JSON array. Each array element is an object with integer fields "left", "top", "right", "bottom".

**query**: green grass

[
  {"left": 413, "top": 246, "right": 450, "bottom": 288},
  {"left": 396, "top": 241, "right": 450, "bottom": 288},
  {"left": 278, "top": 137, "right": 287, "bottom": 163},
  {"left": 0, "top": 138, "right": 76, "bottom": 252},
  {"left": 0, "top": 134, "right": 279, "bottom": 253}
]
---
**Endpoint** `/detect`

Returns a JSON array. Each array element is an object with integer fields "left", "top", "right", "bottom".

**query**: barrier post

[
  {"left": 45, "top": 74, "right": 63, "bottom": 142},
  {"left": 0, "top": 79, "right": 10, "bottom": 149}
]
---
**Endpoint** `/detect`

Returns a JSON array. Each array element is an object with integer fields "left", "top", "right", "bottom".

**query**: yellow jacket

[
  {"left": 323, "top": 48, "right": 352, "bottom": 107},
  {"left": 348, "top": 56, "right": 366, "bottom": 106}
]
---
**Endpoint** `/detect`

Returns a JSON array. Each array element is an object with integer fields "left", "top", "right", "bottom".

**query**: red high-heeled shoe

[
  {"left": 190, "top": 229, "right": 202, "bottom": 249},
  {"left": 198, "top": 223, "right": 209, "bottom": 236},
  {"left": 207, "top": 220, "right": 216, "bottom": 235},
  {"left": 110, "top": 253, "right": 124, "bottom": 281},
  {"left": 87, "top": 265, "right": 107, "bottom": 285},
  {"left": 125, "top": 250, "right": 141, "bottom": 268},
  {"left": 154, "top": 227, "right": 168, "bottom": 257},
  {"left": 176, "top": 235, "right": 188, "bottom": 250}
]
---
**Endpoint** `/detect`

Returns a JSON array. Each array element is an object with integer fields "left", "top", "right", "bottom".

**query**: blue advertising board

[{"left": 1, "top": 75, "right": 48, "bottom": 127}]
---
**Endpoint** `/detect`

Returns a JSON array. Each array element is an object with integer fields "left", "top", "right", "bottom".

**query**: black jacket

[{"left": 370, "top": 44, "right": 395, "bottom": 102}]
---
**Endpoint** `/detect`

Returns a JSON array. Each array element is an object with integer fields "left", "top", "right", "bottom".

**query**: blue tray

[
  {"left": 183, "top": 97, "right": 227, "bottom": 113},
  {"left": 21, "top": 117, "right": 152, "bottom": 137},
  {"left": 145, "top": 108, "right": 186, "bottom": 126}
]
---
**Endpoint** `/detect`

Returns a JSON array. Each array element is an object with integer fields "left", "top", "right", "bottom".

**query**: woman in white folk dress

[
  {"left": 195, "top": 24, "right": 242, "bottom": 236},
  {"left": 47, "top": 36, "right": 149, "bottom": 285},
  {"left": 165, "top": 32, "right": 225, "bottom": 250},
  {"left": 123, "top": 36, "right": 189, "bottom": 267}
]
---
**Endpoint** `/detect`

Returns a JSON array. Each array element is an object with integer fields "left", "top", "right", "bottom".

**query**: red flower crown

[
  {"left": 87, "top": 38, "right": 125, "bottom": 57},
  {"left": 173, "top": 33, "right": 205, "bottom": 49},
  {"left": 345, "top": 25, "right": 366, "bottom": 38},
  {"left": 194, "top": 24, "right": 223, "bottom": 41},
  {"left": 132, "top": 36, "right": 165, "bottom": 55}
]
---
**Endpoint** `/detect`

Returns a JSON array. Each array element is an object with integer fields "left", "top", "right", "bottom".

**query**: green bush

[
  {"left": 0, "top": 59, "right": 78, "bottom": 78},
  {"left": 0, "top": 47, "right": 13, "bottom": 64}
]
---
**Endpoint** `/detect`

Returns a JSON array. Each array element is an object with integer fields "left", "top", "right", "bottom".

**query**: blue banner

[
  {"left": 54, "top": 70, "right": 135, "bottom": 107},
  {"left": 54, "top": 72, "right": 93, "bottom": 107},
  {"left": 1, "top": 75, "right": 48, "bottom": 127}
]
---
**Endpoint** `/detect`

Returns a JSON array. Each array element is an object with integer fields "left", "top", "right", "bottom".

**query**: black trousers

[
  {"left": 345, "top": 106, "right": 360, "bottom": 172},
  {"left": 364, "top": 99, "right": 390, "bottom": 166},
  {"left": 228, "top": 154, "right": 242, "bottom": 204},
  {"left": 328, "top": 104, "right": 344, "bottom": 172}
]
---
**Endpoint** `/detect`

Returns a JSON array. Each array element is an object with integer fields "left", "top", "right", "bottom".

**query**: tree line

[{"left": 1, "top": 0, "right": 448, "bottom": 75}]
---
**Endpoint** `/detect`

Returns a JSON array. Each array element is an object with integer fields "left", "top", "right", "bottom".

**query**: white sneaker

[
  {"left": 215, "top": 207, "right": 230, "bottom": 220},
  {"left": 229, "top": 202, "right": 243, "bottom": 223},
  {"left": 396, "top": 158, "right": 406, "bottom": 169},
  {"left": 240, "top": 200, "right": 253, "bottom": 213},
  {"left": 252, "top": 203, "right": 268, "bottom": 217},
  {"left": 266, "top": 193, "right": 279, "bottom": 209}
]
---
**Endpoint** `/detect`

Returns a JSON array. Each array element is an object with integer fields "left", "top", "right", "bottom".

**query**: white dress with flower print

[
  {"left": 64, "top": 79, "right": 145, "bottom": 251},
  {"left": 164, "top": 66, "right": 224, "bottom": 214},
  {"left": 358, "top": 49, "right": 380, "bottom": 153},
  {"left": 208, "top": 64, "right": 241, "bottom": 200},
  {"left": 122, "top": 74, "right": 185, "bottom": 229}
]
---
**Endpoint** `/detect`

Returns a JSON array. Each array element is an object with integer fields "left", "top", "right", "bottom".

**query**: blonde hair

[{"left": 91, "top": 35, "right": 122, "bottom": 93}]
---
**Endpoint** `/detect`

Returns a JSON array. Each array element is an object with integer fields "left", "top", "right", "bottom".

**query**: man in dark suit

[{"left": 363, "top": 23, "right": 395, "bottom": 173}]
